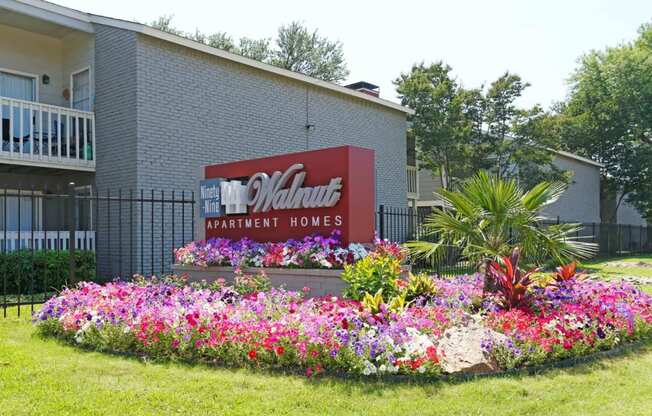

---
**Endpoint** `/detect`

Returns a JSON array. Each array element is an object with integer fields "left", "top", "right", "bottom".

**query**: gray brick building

[{"left": 0, "top": 0, "right": 412, "bottom": 276}]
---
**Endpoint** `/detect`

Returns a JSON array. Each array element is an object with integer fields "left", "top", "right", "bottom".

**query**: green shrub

[
  {"left": 233, "top": 271, "right": 271, "bottom": 295},
  {"left": 0, "top": 250, "right": 96, "bottom": 295},
  {"left": 403, "top": 273, "right": 439, "bottom": 302},
  {"left": 341, "top": 255, "right": 401, "bottom": 301}
]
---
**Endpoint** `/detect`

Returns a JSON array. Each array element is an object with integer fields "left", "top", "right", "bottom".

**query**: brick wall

[
  {"left": 94, "top": 25, "right": 140, "bottom": 276},
  {"left": 92, "top": 25, "right": 408, "bottom": 276},
  {"left": 132, "top": 33, "right": 407, "bottom": 208}
]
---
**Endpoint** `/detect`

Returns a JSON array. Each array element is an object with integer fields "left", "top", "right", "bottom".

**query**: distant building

[{"left": 416, "top": 149, "right": 647, "bottom": 226}]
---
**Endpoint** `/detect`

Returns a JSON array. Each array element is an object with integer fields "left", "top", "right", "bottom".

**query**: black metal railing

[
  {"left": 376, "top": 205, "right": 652, "bottom": 274},
  {"left": 4, "top": 196, "right": 650, "bottom": 317},
  {"left": 1, "top": 183, "right": 195, "bottom": 317}
]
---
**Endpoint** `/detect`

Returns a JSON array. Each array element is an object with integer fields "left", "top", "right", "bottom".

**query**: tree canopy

[
  {"left": 556, "top": 22, "right": 652, "bottom": 221},
  {"left": 394, "top": 63, "right": 567, "bottom": 191},
  {"left": 149, "top": 16, "right": 349, "bottom": 83}
]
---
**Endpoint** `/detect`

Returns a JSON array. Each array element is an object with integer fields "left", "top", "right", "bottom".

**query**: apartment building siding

[
  {"left": 540, "top": 153, "right": 601, "bottom": 223},
  {"left": 93, "top": 24, "right": 141, "bottom": 276},
  {"left": 132, "top": 32, "right": 407, "bottom": 208},
  {"left": 89, "top": 25, "right": 409, "bottom": 275},
  {"left": 93, "top": 24, "right": 139, "bottom": 192},
  {"left": 416, "top": 153, "right": 603, "bottom": 224}
]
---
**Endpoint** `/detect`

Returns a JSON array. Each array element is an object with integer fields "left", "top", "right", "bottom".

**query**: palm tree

[{"left": 407, "top": 171, "right": 597, "bottom": 275}]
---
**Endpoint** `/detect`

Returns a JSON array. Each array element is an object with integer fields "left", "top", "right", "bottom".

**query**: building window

[
  {"left": 71, "top": 68, "right": 91, "bottom": 111},
  {"left": 0, "top": 192, "right": 42, "bottom": 232},
  {"left": 0, "top": 70, "right": 36, "bottom": 101}
]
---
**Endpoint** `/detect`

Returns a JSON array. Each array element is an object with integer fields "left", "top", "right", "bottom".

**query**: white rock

[{"left": 436, "top": 320, "right": 510, "bottom": 375}]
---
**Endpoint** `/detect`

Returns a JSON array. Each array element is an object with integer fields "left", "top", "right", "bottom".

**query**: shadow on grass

[{"left": 26, "top": 322, "right": 652, "bottom": 397}]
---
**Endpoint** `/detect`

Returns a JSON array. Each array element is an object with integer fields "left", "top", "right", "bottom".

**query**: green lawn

[
  {"left": 582, "top": 254, "right": 652, "bottom": 293},
  {"left": 2, "top": 258, "right": 652, "bottom": 415},
  {"left": 0, "top": 308, "right": 650, "bottom": 416}
]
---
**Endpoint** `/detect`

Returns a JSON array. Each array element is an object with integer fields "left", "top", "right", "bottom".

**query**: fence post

[
  {"left": 378, "top": 205, "right": 385, "bottom": 240},
  {"left": 67, "top": 182, "right": 77, "bottom": 285}
]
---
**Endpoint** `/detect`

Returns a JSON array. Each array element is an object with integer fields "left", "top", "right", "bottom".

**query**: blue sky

[{"left": 56, "top": 0, "right": 651, "bottom": 108}]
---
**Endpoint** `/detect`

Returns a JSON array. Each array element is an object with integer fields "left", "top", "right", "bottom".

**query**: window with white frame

[{"left": 71, "top": 68, "right": 91, "bottom": 111}]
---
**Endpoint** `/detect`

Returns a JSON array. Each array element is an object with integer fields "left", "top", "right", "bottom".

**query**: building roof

[
  {"left": 554, "top": 149, "right": 604, "bottom": 168},
  {"left": 1, "top": 0, "right": 413, "bottom": 115}
]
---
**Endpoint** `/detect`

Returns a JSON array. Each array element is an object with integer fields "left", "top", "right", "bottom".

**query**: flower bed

[
  {"left": 35, "top": 274, "right": 652, "bottom": 378},
  {"left": 174, "top": 231, "right": 405, "bottom": 269}
]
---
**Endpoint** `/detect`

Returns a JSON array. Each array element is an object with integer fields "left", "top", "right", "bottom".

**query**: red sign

[{"left": 203, "top": 146, "right": 375, "bottom": 244}]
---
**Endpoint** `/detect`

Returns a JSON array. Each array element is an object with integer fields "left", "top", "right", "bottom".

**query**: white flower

[
  {"left": 319, "top": 258, "right": 333, "bottom": 268},
  {"left": 347, "top": 243, "right": 368, "bottom": 260},
  {"left": 403, "top": 327, "right": 435, "bottom": 357}
]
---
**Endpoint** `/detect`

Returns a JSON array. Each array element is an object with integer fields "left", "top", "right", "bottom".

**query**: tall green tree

[
  {"left": 395, "top": 65, "right": 566, "bottom": 191},
  {"left": 559, "top": 22, "right": 652, "bottom": 221},
  {"left": 394, "top": 62, "right": 484, "bottom": 190},
  {"left": 149, "top": 15, "right": 183, "bottom": 36},
  {"left": 238, "top": 37, "right": 272, "bottom": 61},
  {"left": 272, "top": 21, "right": 349, "bottom": 82},
  {"left": 481, "top": 73, "right": 567, "bottom": 188},
  {"left": 149, "top": 17, "right": 348, "bottom": 83}
]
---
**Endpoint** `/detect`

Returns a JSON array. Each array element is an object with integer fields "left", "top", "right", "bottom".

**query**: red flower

[
  {"left": 341, "top": 319, "right": 349, "bottom": 330},
  {"left": 426, "top": 346, "right": 439, "bottom": 363},
  {"left": 563, "top": 340, "right": 573, "bottom": 350},
  {"left": 275, "top": 346, "right": 285, "bottom": 356},
  {"left": 248, "top": 349, "right": 257, "bottom": 360},
  {"left": 186, "top": 313, "right": 199, "bottom": 328}
]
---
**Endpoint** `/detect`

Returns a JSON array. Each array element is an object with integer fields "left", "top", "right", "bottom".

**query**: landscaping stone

[{"left": 437, "top": 319, "right": 510, "bottom": 375}]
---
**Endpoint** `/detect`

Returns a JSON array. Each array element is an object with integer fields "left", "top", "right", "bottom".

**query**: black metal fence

[
  {"left": 1, "top": 183, "right": 195, "bottom": 317},
  {"left": 3, "top": 195, "right": 651, "bottom": 317},
  {"left": 376, "top": 205, "right": 652, "bottom": 275}
]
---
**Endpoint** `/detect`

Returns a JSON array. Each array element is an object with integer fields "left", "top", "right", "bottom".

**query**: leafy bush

[
  {"left": 233, "top": 271, "right": 271, "bottom": 295},
  {"left": 550, "top": 261, "right": 586, "bottom": 285},
  {"left": 486, "top": 247, "right": 537, "bottom": 309},
  {"left": 0, "top": 250, "right": 95, "bottom": 294},
  {"left": 341, "top": 255, "right": 401, "bottom": 301},
  {"left": 407, "top": 172, "right": 597, "bottom": 288},
  {"left": 402, "top": 273, "right": 439, "bottom": 303},
  {"left": 361, "top": 289, "right": 406, "bottom": 314}
]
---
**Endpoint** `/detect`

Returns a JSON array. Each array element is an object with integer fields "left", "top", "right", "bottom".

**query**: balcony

[
  {"left": 0, "top": 97, "right": 95, "bottom": 171},
  {"left": 407, "top": 165, "right": 418, "bottom": 199},
  {"left": 0, "top": 230, "right": 96, "bottom": 252}
]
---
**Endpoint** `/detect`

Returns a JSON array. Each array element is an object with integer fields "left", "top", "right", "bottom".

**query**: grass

[
  {"left": 582, "top": 254, "right": 652, "bottom": 294},
  {"left": 0, "top": 308, "right": 650, "bottom": 416},
  {"left": 2, "top": 257, "right": 652, "bottom": 415}
]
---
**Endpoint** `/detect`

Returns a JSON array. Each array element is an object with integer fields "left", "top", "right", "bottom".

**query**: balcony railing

[
  {"left": 0, "top": 96, "right": 95, "bottom": 171},
  {"left": 0, "top": 230, "right": 96, "bottom": 252},
  {"left": 407, "top": 165, "right": 418, "bottom": 197}
]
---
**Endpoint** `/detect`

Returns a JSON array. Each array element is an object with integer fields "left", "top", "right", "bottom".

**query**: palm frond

[
  {"left": 522, "top": 181, "right": 567, "bottom": 210},
  {"left": 406, "top": 170, "right": 596, "bottom": 267}
]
